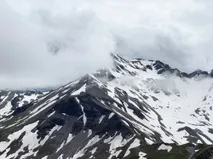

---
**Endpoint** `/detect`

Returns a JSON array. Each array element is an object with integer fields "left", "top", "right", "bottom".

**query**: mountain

[
  {"left": 0, "top": 54, "right": 213, "bottom": 159},
  {"left": 0, "top": 90, "right": 44, "bottom": 123}
]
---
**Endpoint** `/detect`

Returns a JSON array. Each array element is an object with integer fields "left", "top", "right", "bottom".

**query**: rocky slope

[
  {"left": 0, "top": 90, "right": 44, "bottom": 123},
  {"left": 0, "top": 54, "right": 213, "bottom": 159}
]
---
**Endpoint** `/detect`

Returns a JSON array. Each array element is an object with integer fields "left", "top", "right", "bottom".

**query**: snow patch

[
  {"left": 158, "top": 144, "right": 172, "bottom": 152},
  {"left": 124, "top": 138, "right": 141, "bottom": 157},
  {"left": 138, "top": 152, "right": 147, "bottom": 159}
]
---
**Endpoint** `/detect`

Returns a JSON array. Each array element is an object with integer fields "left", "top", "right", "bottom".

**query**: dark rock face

[
  {"left": 210, "top": 70, "right": 213, "bottom": 78},
  {"left": 153, "top": 60, "right": 171, "bottom": 71},
  {"left": 152, "top": 60, "right": 212, "bottom": 78},
  {"left": 146, "top": 65, "right": 153, "bottom": 70},
  {"left": 12, "top": 103, "right": 33, "bottom": 116},
  {"left": 189, "top": 70, "right": 209, "bottom": 78}
]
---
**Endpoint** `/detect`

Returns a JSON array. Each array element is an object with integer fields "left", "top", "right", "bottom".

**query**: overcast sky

[{"left": 1, "top": 0, "right": 213, "bottom": 89}]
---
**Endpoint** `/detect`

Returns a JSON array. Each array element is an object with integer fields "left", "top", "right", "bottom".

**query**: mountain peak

[{"left": 111, "top": 53, "right": 213, "bottom": 79}]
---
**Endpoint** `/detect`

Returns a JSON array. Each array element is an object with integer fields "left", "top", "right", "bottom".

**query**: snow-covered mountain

[
  {"left": 0, "top": 90, "right": 44, "bottom": 123},
  {"left": 0, "top": 54, "right": 213, "bottom": 159}
]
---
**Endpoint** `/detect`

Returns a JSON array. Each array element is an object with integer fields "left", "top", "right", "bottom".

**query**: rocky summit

[{"left": 0, "top": 54, "right": 213, "bottom": 159}]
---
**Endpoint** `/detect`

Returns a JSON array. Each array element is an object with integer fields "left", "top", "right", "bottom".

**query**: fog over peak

[{"left": 1, "top": 0, "right": 213, "bottom": 89}]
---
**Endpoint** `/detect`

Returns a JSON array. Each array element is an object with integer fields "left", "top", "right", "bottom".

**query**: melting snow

[
  {"left": 108, "top": 112, "right": 114, "bottom": 119},
  {"left": 138, "top": 152, "right": 147, "bottom": 159},
  {"left": 76, "top": 98, "right": 87, "bottom": 127},
  {"left": 108, "top": 133, "right": 132, "bottom": 159},
  {"left": 18, "top": 94, "right": 39, "bottom": 107},
  {"left": 91, "top": 147, "right": 98, "bottom": 155},
  {"left": 48, "top": 111, "right": 55, "bottom": 118},
  {"left": 0, "top": 121, "right": 39, "bottom": 158},
  {"left": 56, "top": 141, "right": 65, "bottom": 152},
  {"left": 98, "top": 115, "right": 105, "bottom": 123},
  {"left": 0, "top": 102, "right": 12, "bottom": 116},
  {"left": 58, "top": 154, "right": 64, "bottom": 159},
  {"left": 124, "top": 138, "right": 141, "bottom": 157},
  {"left": 71, "top": 135, "right": 101, "bottom": 159},
  {"left": 71, "top": 84, "right": 86, "bottom": 96},
  {"left": 66, "top": 134, "right": 74, "bottom": 144},
  {"left": 158, "top": 144, "right": 173, "bottom": 152}
]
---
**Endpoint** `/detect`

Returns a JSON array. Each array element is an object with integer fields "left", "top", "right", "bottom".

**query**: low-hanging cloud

[
  {"left": 1, "top": 0, "right": 213, "bottom": 89},
  {"left": 0, "top": 0, "right": 115, "bottom": 89}
]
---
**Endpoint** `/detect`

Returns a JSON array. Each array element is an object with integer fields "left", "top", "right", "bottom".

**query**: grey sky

[{"left": 1, "top": 0, "right": 213, "bottom": 89}]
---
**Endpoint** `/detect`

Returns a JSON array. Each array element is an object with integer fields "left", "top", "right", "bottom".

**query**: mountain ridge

[{"left": 0, "top": 54, "right": 213, "bottom": 159}]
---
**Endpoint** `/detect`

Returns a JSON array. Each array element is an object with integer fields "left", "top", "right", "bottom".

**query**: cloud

[
  {"left": 0, "top": 0, "right": 115, "bottom": 89},
  {"left": 1, "top": 0, "right": 213, "bottom": 89}
]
